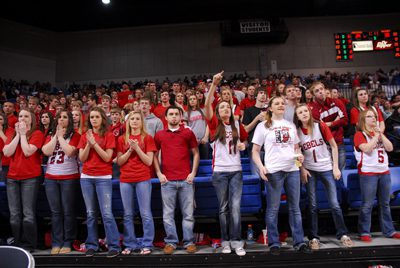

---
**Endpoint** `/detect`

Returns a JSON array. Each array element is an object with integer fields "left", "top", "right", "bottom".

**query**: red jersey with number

[
  {"left": 77, "top": 131, "right": 115, "bottom": 176},
  {"left": 7, "top": 130, "right": 45, "bottom": 180},
  {"left": 44, "top": 132, "right": 81, "bottom": 180},
  {"left": 353, "top": 131, "right": 389, "bottom": 175},
  {"left": 117, "top": 134, "right": 157, "bottom": 183},
  {"left": 298, "top": 122, "right": 333, "bottom": 172}
]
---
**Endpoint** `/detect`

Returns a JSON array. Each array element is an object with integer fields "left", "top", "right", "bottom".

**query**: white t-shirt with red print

[
  {"left": 44, "top": 132, "right": 81, "bottom": 180},
  {"left": 298, "top": 122, "right": 333, "bottom": 172},
  {"left": 207, "top": 115, "right": 248, "bottom": 172},
  {"left": 353, "top": 131, "right": 389, "bottom": 175},
  {"left": 252, "top": 119, "right": 300, "bottom": 174}
]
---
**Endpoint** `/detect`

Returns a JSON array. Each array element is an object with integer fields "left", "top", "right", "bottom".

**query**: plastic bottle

[{"left": 247, "top": 224, "right": 254, "bottom": 242}]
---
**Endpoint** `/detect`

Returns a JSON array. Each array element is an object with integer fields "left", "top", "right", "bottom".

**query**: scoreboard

[{"left": 334, "top": 29, "right": 400, "bottom": 61}]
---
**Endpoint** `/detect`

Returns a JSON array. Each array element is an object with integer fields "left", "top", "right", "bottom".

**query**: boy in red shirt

[{"left": 154, "top": 106, "right": 199, "bottom": 255}]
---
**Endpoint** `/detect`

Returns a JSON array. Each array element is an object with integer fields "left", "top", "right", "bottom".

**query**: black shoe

[
  {"left": 297, "top": 244, "right": 312, "bottom": 254},
  {"left": 85, "top": 248, "right": 96, "bottom": 257},
  {"left": 107, "top": 250, "right": 119, "bottom": 258},
  {"left": 270, "top": 246, "right": 280, "bottom": 256}
]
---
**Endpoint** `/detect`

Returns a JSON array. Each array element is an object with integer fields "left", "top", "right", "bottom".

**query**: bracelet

[{"left": 93, "top": 142, "right": 97, "bottom": 146}]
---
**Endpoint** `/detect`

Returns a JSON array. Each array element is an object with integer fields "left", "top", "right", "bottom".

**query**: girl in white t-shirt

[
  {"left": 294, "top": 104, "right": 353, "bottom": 250},
  {"left": 252, "top": 96, "right": 309, "bottom": 255},
  {"left": 353, "top": 108, "right": 400, "bottom": 242},
  {"left": 204, "top": 71, "right": 248, "bottom": 257}
]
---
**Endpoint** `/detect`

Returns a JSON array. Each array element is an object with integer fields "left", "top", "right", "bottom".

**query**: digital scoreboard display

[{"left": 334, "top": 29, "right": 399, "bottom": 61}]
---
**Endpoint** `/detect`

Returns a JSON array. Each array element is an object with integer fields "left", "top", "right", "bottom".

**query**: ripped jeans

[{"left": 80, "top": 178, "right": 120, "bottom": 251}]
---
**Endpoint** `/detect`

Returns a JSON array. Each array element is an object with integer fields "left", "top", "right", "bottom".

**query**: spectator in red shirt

[
  {"left": 153, "top": 106, "right": 199, "bottom": 255},
  {"left": 77, "top": 107, "right": 120, "bottom": 258},
  {"left": 239, "top": 85, "right": 256, "bottom": 116},
  {"left": 350, "top": 88, "right": 385, "bottom": 133},
  {"left": 0, "top": 113, "right": 14, "bottom": 181},
  {"left": 3, "top": 109, "right": 45, "bottom": 252},
  {"left": 48, "top": 96, "right": 59, "bottom": 117},
  {"left": 117, "top": 111, "right": 157, "bottom": 255},
  {"left": 3, "top": 102, "right": 17, "bottom": 129},
  {"left": 153, "top": 89, "right": 171, "bottom": 128}
]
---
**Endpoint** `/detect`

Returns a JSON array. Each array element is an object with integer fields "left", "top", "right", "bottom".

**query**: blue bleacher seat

[{"left": 390, "top": 167, "right": 400, "bottom": 207}]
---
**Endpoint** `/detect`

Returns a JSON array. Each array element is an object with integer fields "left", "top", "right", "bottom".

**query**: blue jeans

[
  {"left": 212, "top": 171, "right": 244, "bottom": 248},
  {"left": 265, "top": 171, "right": 305, "bottom": 249},
  {"left": 7, "top": 177, "right": 40, "bottom": 250},
  {"left": 161, "top": 180, "right": 195, "bottom": 248},
  {"left": 120, "top": 180, "right": 154, "bottom": 249},
  {"left": 358, "top": 173, "right": 396, "bottom": 237},
  {"left": 45, "top": 179, "right": 79, "bottom": 248},
  {"left": 306, "top": 170, "right": 348, "bottom": 240},
  {"left": 336, "top": 144, "right": 346, "bottom": 193},
  {"left": 80, "top": 178, "right": 120, "bottom": 251}
]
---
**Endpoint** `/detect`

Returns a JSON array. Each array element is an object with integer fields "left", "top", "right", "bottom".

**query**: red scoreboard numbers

[{"left": 334, "top": 29, "right": 399, "bottom": 62}]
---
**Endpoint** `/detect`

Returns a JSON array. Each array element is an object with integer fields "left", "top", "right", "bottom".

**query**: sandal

[
  {"left": 140, "top": 248, "right": 152, "bottom": 255},
  {"left": 122, "top": 248, "right": 132, "bottom": 255},
  {"left": 340, "top": 235, "right": 354, "bottom": 248}
]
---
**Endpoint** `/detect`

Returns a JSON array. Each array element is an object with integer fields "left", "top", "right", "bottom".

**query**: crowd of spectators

[{"left": 1, "top": 67, "right": 400, "bottom": 103}]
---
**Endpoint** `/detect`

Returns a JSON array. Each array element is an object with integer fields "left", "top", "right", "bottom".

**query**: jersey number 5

[{"left": 378, "top": 149, "right": 384, "bottom": 163}]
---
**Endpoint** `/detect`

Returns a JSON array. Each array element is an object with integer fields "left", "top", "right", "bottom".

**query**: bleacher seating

[{"left": 0, "top": 157, "right": 398, "bottom": 224}]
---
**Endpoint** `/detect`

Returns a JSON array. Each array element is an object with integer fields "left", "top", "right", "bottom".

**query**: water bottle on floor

[{"left": 247, "top": 224, "right": 255, "bottom": 244}]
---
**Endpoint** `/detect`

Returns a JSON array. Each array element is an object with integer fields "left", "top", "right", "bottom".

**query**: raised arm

[{"left": 205, "top": 71, "right": 224, "bottom": 120}]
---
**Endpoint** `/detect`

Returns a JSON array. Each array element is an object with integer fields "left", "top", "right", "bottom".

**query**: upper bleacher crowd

[{"left": 0, "top": 67, "right": 400, "bottom": 257}]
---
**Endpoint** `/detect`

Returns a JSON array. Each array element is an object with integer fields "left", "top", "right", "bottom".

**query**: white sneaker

[
  {"left": 309, "top": 238, "right": 320, "bottom": 250},
  {"left": 222, "top": 245, "right": 231, "bottom": 254},
  {"left": 235, "top": 247, "right": 246, "bottom": 256}
]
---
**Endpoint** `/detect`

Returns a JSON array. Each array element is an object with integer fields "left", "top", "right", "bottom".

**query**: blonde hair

[
  {"left": 124, "top": 111, "right": 148, "bottom": 145},
  {"left": 357, "top": 108, "right": 378, "bottom": 136},
  {"left": 309, "top": 81, "right": 325, "bottom": 95},
  {"left": 264, "top": 96, "right": 285, "bottom": 129}
]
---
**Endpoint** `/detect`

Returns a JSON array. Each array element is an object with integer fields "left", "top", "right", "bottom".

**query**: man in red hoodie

[{"left": 308, "top": 81, "right": 348, "bottom": 196}]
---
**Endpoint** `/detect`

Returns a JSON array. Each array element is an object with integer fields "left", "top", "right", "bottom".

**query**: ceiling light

[{"left": 102, "top": 0, "right": 110, "bottom": 4}]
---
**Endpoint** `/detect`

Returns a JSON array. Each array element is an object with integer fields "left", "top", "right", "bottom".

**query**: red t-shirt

[
  {"left": 239, "top": 98, "right": 256, "bottom": 112},
  {"left": 7, "top": 130, "right": 45, "bottom": 180},
  {"left": 117, "top": 134, "right": 157, "bottom": 183},
  {"left": 77, "top": 131, "right": 115, "bottom": 176},
  {"left": 154, "top": 126, "right": 198, "bottom": 180},
  {"left": 1, "top": 128, "right": 15, "bottom": 166},
  {"left": 118, "top": 90, "right": 132, "bottom": 108},
  {"left": 350, "top": 106, "right": 384, "bottom": 125},
  {"left": 7, "top": 114, "right": 17, "bottom": 129},
  {"left": 153, "top": 104, "right": 169, "bottom": 128}
]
